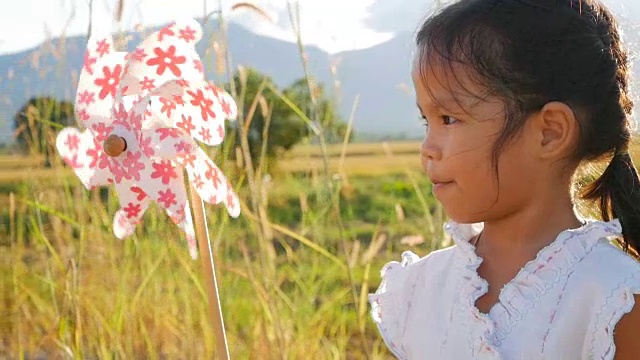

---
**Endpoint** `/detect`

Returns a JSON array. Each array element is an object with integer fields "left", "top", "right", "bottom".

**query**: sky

[
  {"left": 0, "top": 0, "right": 397, "bottom": 55},
  {"left": 1, "top": 0, "right": 639, "bottom": 55}
]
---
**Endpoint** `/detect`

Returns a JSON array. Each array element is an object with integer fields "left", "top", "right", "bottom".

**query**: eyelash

[{"left": 420, "top": 115, "right": 459, "bottom": 127}]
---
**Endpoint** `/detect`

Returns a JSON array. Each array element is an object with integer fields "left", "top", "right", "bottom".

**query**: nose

[{"left": 420, "top": 131, "right": 442, "bottom": 162}]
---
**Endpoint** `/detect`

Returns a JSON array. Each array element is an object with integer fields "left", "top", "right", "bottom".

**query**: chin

[{"left": 439, "top": 205, "right": 485, "bottom": 225}]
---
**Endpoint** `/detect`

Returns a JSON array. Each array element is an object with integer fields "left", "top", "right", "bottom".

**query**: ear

[{"left": 529, "top": 101, "right": 580, "bottom": 160}]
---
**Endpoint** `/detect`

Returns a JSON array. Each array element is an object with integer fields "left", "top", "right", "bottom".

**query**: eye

[
  {"left": 419, "top": 115, "right": 429, "bottom": 128},
  {"left": 419, "top": 114, "right": 460, "bottom": 129},
  {"left": 442, "top": 115, "right": 459, "bottom": 125}
]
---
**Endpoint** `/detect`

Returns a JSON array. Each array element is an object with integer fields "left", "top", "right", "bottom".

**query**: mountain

[
  {"left": 8, "top": 13, "right": 636, "bottom": 146},
  {"left": 0, "top": 20, "right": 420, "bottom": 144},
  {"left": 332, "top": 31, "right": 416, "bottom": 135}
]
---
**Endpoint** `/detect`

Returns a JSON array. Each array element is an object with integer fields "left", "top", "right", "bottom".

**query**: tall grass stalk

[{"left": 3, "top": 1, "right": 453, "bottom": 358}]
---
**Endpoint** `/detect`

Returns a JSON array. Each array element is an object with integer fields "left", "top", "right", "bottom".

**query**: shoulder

[
  {"left": 580, "top": 240, "right": 640, "bottom": 359},
  {"left": 576, "top": 240, "right": 640, "bottom": 297},
  {"left": 579, "top": 239, "right": 640, "bottom": 278},
  {"left": 384, "top": 245, "right": 459, "bottom": 293},
  {"left": 368, "top": 245, "right": 458, "bottom": 359},
  {"left": 369, "top": 245, "right": 458, "bottom": 316},
  {"left": 611, "top": 293, "right": 640, "bottom": 360},
  {"left": 374, "top": 245, "right": 458, "bottom": 292}
]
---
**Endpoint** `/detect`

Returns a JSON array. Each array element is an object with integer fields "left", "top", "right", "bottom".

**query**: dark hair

[{"left": 416, "top": 0, "right": 640, "bottom": 258}]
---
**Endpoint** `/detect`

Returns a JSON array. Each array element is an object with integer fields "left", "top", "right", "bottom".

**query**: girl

[{"left": 369, "top": 0, "right": 640, "bottom": 359}]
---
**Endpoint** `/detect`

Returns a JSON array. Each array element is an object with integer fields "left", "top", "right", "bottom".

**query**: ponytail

[{"left": 581, "top": 148, "right": 640, "bottom": 259}]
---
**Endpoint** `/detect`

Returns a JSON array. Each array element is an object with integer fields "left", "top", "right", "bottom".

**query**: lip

[{"left": 432, "top": 181, "right": 455, "bottom": 194}]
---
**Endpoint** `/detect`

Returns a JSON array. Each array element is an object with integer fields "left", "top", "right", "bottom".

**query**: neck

[{"left": 478, "top": 190, "right": 583, "bottom": 254}]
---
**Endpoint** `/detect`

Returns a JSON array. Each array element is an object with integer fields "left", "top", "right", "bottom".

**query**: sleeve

[
  {"left": 587, "top": 271, "right": 640, "bottom": 359},
  {"left": 368, "top": 251, "right": 420, "bottom": 360}
]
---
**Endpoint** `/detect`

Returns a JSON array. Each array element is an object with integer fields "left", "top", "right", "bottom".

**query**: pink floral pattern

[{"left": 55, "top": 19, "right": 240, "bottom": 259}]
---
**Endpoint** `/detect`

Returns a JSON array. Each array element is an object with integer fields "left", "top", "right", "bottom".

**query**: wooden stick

[
  {"left": 101, "top": 134, "right": 229, "bottom": 356},
  {"left": 188, "top": 185, "right": 230, "bottom": 360}
]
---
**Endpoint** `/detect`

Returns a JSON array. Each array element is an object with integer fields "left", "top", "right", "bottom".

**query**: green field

[
  {"left": 3, "top": 140, "right": 448, "bottom": 359},
  {"left": 6, "top": 133, "right": 640, "bottom": 359},
  {"left": 0, "top": 141, "right": 424, "bottom": 185},
  {"left": 3, "top": 9, "right": 442, "bottom": 355},
  {"left": 6, "top": 3, "right": 640, "bottom": 355}
]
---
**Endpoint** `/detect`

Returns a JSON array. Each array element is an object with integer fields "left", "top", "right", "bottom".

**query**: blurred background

[{"left": 2, "top": 0, "right": 640, "bottom": 358}]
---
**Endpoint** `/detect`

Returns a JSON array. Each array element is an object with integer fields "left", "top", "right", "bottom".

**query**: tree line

[{"left": 12, "top": 67, "right": 350, "bottom": 167}]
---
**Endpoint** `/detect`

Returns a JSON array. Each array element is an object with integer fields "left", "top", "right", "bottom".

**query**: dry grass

[
  {"left": 288, "top": 141, "right": 422, "bottom": 158},
  {"left": 4, "top": 136, "right": 432, "bottom": 359},
  {"left": 6, "top": 0, "right": 640, "bottom": 357},
  {"left": 6, "top": 137, "right": 640, "bottom": 359},
  {"left": 0, "top": 142, "right": 424, "bottom": 185},
  {"left": 280, "top": 153, "right": 420, "bottom": 176},
  {"left": 0, "top": 155, "right": 45, "bottom": 169},
  {"left": 3, "top": 8, "right": 431, "bottom": 354}
]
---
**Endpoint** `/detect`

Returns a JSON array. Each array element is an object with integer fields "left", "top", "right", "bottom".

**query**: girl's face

[{"left": 413, "top": 62, "right": 539, "bottom": 224}]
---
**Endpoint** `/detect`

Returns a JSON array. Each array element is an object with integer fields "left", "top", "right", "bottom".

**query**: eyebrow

[
  {"left": 416, "top": 96, "right": 465, "bottom": 113},
  {"left": 437, "top": 98, "right": 462, "bottom": 109}
]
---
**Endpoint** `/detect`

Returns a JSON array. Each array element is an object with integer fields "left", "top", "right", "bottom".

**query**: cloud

[
  {"left": 0, "top": 0, "right": 394, "bottom": 55},
  {"left": 237, "top": 0, "right": 395, "bottom": 52},
  {"left": 363, "top": 0, "right": 435, "bottom": 34}
]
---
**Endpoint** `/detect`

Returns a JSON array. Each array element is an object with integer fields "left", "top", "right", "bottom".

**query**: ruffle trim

[
  {"left": 589, "top": 271, "right": 640, "bottom": 359},
  {"left": 447, "top": 221, "right": 501, "bottom": 359},
  {"left": 444, "top": 218, "right": 623, "bottom": 358},
  {"left": 368, "top": 251, "right": 420, "bottom": 360}
]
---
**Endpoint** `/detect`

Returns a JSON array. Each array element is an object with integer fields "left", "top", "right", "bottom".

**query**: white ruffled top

[{"left": 369, "top": 219, "right": 640, "bottom": 359}]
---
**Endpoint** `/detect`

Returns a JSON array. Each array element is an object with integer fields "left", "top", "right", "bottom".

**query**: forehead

[
  {"left": 411, "top": 55, "right": 504, "bottom": 115},
  {"left": 412, "top": 56, "right": 483, "bottom": 106}
]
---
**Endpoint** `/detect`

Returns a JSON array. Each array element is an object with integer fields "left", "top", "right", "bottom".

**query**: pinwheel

[{"left": 55, "top": 19, "right": 238, "bottom": 359}]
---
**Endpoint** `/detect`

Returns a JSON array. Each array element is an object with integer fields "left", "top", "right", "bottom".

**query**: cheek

[
  {"left": 494, "top": 143, "right": 538, "bottom": 194},
  {"left": 446, "top": 134, "right": 494, "bottom": 178},
  {"left": 452, "top": 147, "right": 499, "bottom": 195},
  {"left": 459, "top": 142, "right": 533, "bottom": 215},
  {"left": 431, "top": 120, "right": 536, "bottom": 221},
  {"left": 444, "top": 123, "right": 504, "bottom": 187},
  {"left": 437, "top": 139, "right": 502, "bottom": 221},
  {"left": 420, "top": 138, "right": 429, "bottom": 162}
]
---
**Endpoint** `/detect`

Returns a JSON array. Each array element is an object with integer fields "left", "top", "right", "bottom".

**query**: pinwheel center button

[{"left": 103, "top": 134, "right": 127, "bottom": 157}]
